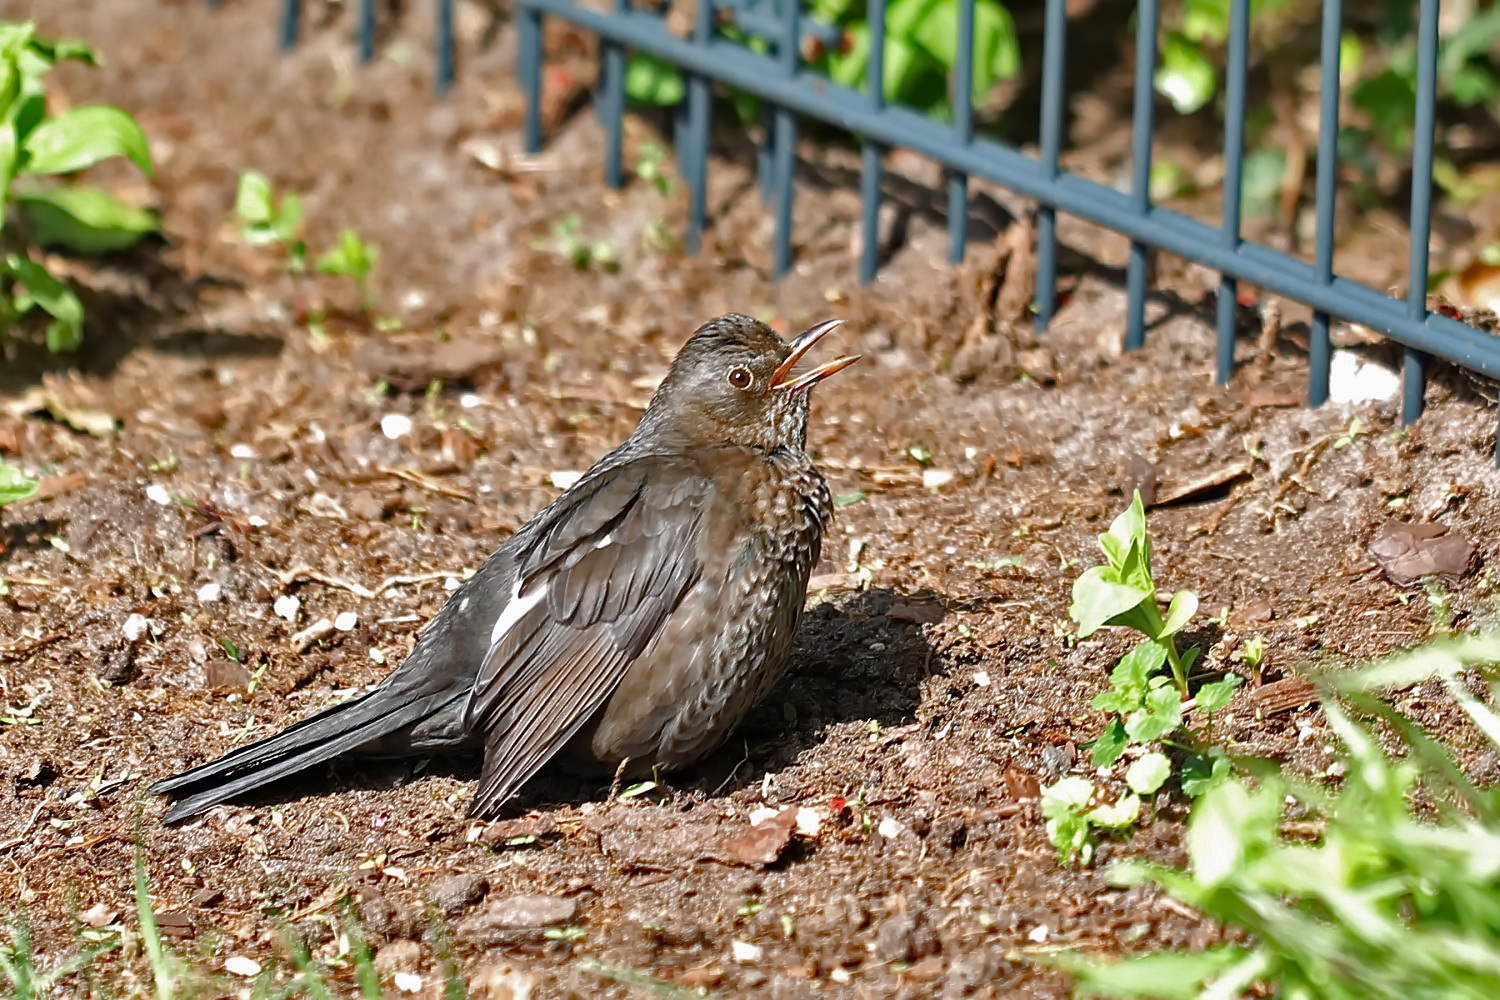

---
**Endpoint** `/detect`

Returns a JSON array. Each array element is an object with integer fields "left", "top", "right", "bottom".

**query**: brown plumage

[{"left": 152, "top": 314, "right": 858, "bottom": 822}]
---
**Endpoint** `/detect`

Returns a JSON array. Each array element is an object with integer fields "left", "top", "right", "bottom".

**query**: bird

[{"left": 152, "top": 314, "right": 858, "bottom": 823}]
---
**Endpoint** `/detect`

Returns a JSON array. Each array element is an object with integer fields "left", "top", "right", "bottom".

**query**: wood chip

[{"left": 1250, "top": 676, "right": 1318, "bottom": 714}]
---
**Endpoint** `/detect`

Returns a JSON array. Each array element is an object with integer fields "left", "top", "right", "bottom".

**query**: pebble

[
  {"left": 731, "top": 940, "right": 763, "bottom": 964},
  {"left": 273, "top": 595, "right": 300, "bottom": 621},
  {"left": 374, "top": 939, "right": 422, "bottom": 974},
  {"left": 431, "top": 873, "right": 490, "bottom": 915},
  {"left": 394, "top": 973, "right": 422, "bottom": 994},
  {"left": 334, "top": 611, "right": 359, "bottom": 632},
  {"left": 470, "top": 964, "right": 536, "bottom": 1000},
  {"left": 122, "top": 613, "right": 151, "bottom": 643},
  {"left": 550, "top": 470, "right": 583, "bottom": 490},
  {"left": 196, "top": 582, "right": 222, "bottom": 603},
  {"left": 224, "top": 956, "right": 261, "bottom": 977},
  {"left": 922, "top": 469, "right": 954, "bottom": 490},
  {"left": 381, "top": 414, "right": 414, "bottom": 440},
  {"left": 482, "top": 894, "right": 576, "bottom": 929},
  {"left": 873, "top": 909, "right": 939, "bottom": 963},
  {"left": 145, "top": 484, "right": 172, "bottom": 505}
]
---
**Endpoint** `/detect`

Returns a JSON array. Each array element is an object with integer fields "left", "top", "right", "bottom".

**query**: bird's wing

[{"left": 463, "top": 455, "right": 712, "bottom": 816}]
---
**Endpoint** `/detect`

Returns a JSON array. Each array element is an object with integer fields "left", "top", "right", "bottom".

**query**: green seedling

[
  {"left": 316, "top": 228, "right": 380, "bottom": 307},
  {"left": 234, "top": 169, "right": 306, "bottom": 269},
  {"left": 0, "top": 462, "right": 38, "bottom": 507}
]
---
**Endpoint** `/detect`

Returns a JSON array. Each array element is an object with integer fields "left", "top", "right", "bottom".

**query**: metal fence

[{"left": 256, "top": 0, "right": 1500, "bottom": 461}]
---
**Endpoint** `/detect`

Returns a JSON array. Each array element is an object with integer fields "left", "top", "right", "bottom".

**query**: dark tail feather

[{"left": 153, "top": 688, "right": 459, "bottom": 823}]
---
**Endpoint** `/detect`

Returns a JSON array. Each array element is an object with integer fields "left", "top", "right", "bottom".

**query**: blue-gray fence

[{"left": 254, "top": 0, "right": 1500, "bottom": 461}]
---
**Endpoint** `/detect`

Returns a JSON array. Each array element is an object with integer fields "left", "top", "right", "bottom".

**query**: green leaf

[
  {"left": 21, "top": 104, "right": 153, "bottom": 176},
  {"left": 1185, "top": 776, "right": 1281, "bottom": 885},
  {"left": 624, "top": 53, "right": 684, "bottom": 106},
  {"left": 1045, "top": 944, "right": 1251, "bottom": 1000},
  {"left": 1102, "top": 491, "right": 1150, "bottom": 569},
  {"left": 1040, "top": 776, "right": 1094, "bottom": 816},
  {"left": 1070, "top": 566, "right": 1152, "bottom": 638},
  {"left": 1089, "top": 718, "right": 1130, "bottom": 768},
  {"left": 1194, "top": 674, "right": 1243, "bottom": 714},
  {"left": 17, "top": 185, "right": 157, "bottom": 253},
  {"left": 1160, "top": 589, "right": 1199, "bottom": 637},
  {"left": 316, "top": 229, "right": 377, "bottom": 282},
  {"left": 1155, "top": 32, "right": 1218, "bottom": 115},
  {"left": 234, "top": 170, "right": 274, "bottom": 225},
  {"left": 0, "top": 461, "right": 38, "bottom": 507},
  {"left": 1124, "top": 679, "right": 1183, "bottom": 743},
  {"left": 1126, "top": 752, "right": 1172, "bottom": 795},
  {"left": 1180, "top": 747, "right": 1231, "bottom": 799},
  {"left": 1087, "top": 792, "right": 1140, "bottom": 829},
  {"left": 5, "top": 252, "right": 83, "bottom": 352}
]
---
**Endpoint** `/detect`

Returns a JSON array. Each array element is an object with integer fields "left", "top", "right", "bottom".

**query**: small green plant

[
  {"left": 634, "top": 139, "right": 674, "bottom": 195},
  {"left": 0, "top": 21, "right": 156, "bottom": 352},
  {"left": 1042, "top": 492, "right": 1241, "bottom": 863},
  {"left": 316, "top": 227, "right": 379, "bottom": 307},
  {"left": 1059, "top": 630, "right": 1500, "bottom": 1000},
  {"left": 0, "top": 461, "right": 37, "bottom": 507},
  {"left": 233, "top": 169, "right": 305, "bottom": 269},
  {"left": 1070, "top": 490, "right": 1203, "bottom": 697},
  {"left": 546, "top": 213, "right": 619, "bottom": 272}
]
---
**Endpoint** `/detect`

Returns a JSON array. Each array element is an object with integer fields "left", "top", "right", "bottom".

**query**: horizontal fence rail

[{"left": 234, "top": 0, "right": 1499, "bottom": 461}]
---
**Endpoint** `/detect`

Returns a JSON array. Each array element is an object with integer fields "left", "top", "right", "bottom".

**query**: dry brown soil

[{"left": 3, "top": 2, "right": 1500, "bottom": 998}]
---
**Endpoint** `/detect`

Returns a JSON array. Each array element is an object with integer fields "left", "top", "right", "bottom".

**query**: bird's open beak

[{"left": 769, "top": 318, "right": 860, "bottom": 392}]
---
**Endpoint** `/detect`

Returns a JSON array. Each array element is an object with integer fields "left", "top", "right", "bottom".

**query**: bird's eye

[{"left": 727, "top": 367, "right": 753, "bottom": 390}]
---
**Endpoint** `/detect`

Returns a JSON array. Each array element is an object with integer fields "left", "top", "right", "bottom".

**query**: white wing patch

[
  {"left": 594, "top": 532, "right": 614, "bottom": 549},
  {"left": 490, "top": 581, "right": 547, "bottom": 646}
]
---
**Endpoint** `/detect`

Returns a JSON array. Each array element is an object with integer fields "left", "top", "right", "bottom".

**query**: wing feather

[{"left": 463, "top": 457, "right": 711, "bottom": 816}]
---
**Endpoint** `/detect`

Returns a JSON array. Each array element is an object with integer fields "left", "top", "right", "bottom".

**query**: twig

[
  {"left": 376, "top": 465, "right": 474, "bottom": 501},
  {"left": 274, "top": 566, "right": 458, "bottom": 600}
]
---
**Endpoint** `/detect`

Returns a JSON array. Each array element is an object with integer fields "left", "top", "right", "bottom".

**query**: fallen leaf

[
  {"left": 718, "top": 806, "right": 798, "bottom": 866},
  {"left": 1367, "top": 520, "right": 1476, "bottom": 586}
]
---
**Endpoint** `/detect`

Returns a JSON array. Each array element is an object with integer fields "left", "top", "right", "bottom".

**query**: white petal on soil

[
  {"left": 550, "top": 470, "right": 583, "bottom": 490},
  {"left": 381, "top": 414, "right": 413, "bottom": 440},
  {"left": 196, "top": 582, "right": 222, "bottom": 603},
  {"left": 731, "top": 940, "right": 763, "bottom": 964},
  {"left": 145, "top": 484, "right": 172, "bottom": 505},
  {"left": 274, "top": 595, "right": 301, "bottom": 621},
  {"left": 224, "top": 956, "right": 262, "bottom": 977},
  {"left": 394, "top": 973, "right": 422, "bottom": 993},
  {"left": 123, "top": 614, "right": 151, "bottom": 643},
  {"left": 334, "top": 611, "right": 359, "bottom": 632},
  {"left": 922, "top": 469, "right": 954, "bottom": 490},
  {"left": 1328, "top": 350, "right": 1400, "bottom": 404}
]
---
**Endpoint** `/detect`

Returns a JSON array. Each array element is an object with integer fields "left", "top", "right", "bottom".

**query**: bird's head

[{"left": 639, "top": 314, "right": 858, "bottom": 452}]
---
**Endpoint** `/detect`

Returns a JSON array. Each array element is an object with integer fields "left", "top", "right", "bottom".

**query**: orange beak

[{"left": 768, "top": 319, "right": 860, "bottom": 392}]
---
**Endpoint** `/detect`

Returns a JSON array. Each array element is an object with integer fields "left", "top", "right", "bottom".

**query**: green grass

[{"left": 1055, "top": 629, "right": 1500, "bottom": 1000}]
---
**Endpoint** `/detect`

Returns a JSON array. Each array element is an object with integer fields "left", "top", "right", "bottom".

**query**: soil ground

[{"left": 3, "top": 1, "right": 1500, "bottom": 998}]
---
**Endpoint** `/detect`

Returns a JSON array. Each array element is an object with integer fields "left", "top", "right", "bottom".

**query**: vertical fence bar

[
  {"left": 859, "top": 0, "right": 888, "bottom": 284},
  {"left": 1308, "top": 0, "right": 1343, "bottom": 406},
  {"left": 948, "top": 0, "right": 975, "bottom": 264},
  {"left": 1215, "top": 0, "right": 1250, "bottom": 384},
  {"left": 771, "top": 0, "right": 800, "bottom": 277},
  {"left": 1123, "top": 0, "right": 1159, "bottom": 351},
  {"left": 759, "top": 104, "right": 776, "bottom": 206},
  {"left": 281, "top": 0, "right": 301, "bottom": 50},
  {"left": 685, "top": 0, "right": 715, "bottom": 253},
  {"left": 1034, "top": 0, "right": 1067, "bottom": 332},
  {"left": 1405, "top": 0, "right": 1440, "bottom": 430},
  {"left": 600, "top": 0, "right": 628, "bottom": 189},
  {"left": 357, "top": 0, "right": 376, "bottom": 63},
  {"left": 435, "top": 0, "right": 455, "bottom": 96},
  {"left": 518, "top": 6, "right": 544, "bottom": 153}
]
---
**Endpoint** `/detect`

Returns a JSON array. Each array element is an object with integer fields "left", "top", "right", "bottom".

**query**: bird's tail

[{"left": 151, "top": 684, "right": 466, "bottom": 823}]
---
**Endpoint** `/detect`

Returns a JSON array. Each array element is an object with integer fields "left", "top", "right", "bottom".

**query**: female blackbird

[{"left": 153, "top": 314, "right": 858, "bottom": 822}]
